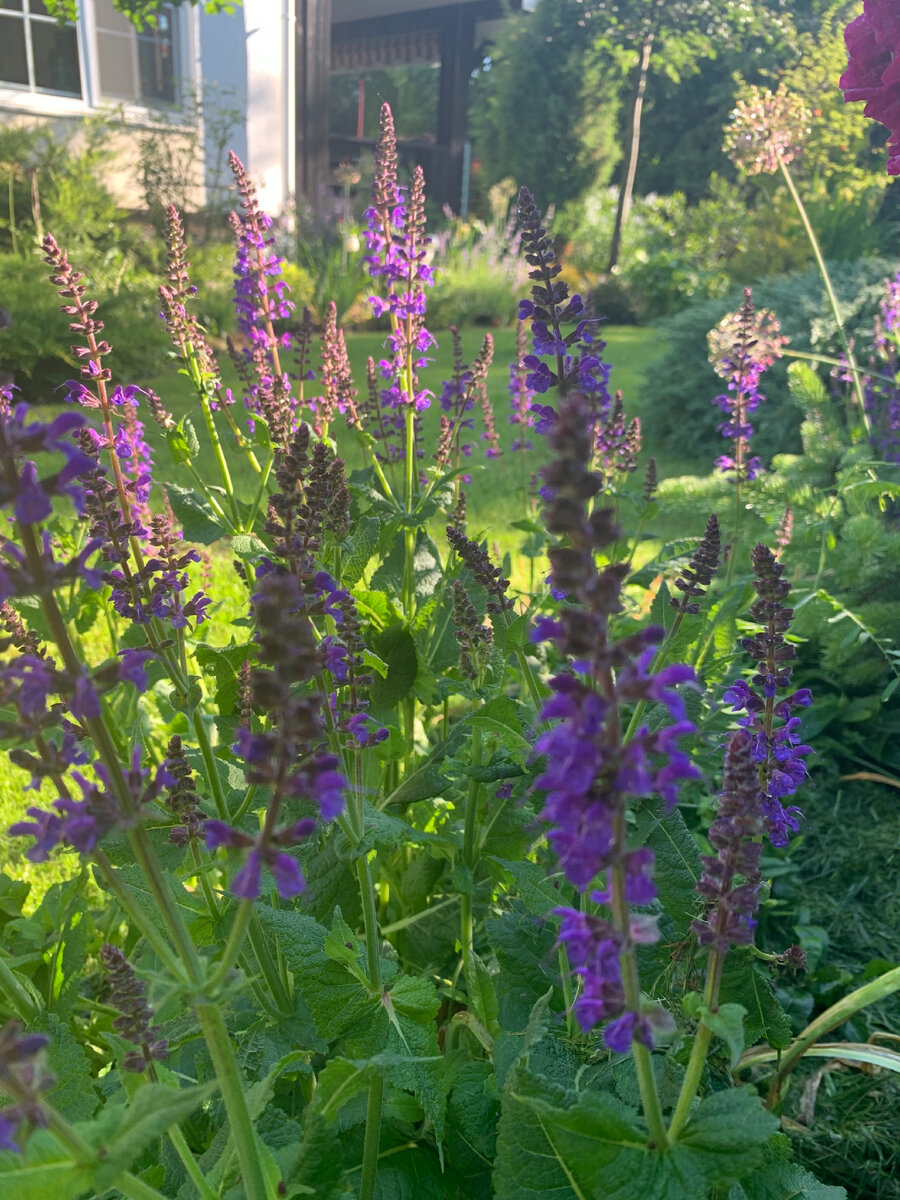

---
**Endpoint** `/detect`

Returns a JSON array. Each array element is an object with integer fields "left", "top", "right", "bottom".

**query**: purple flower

[
  {"left": 693, "top": 730, "right": 765, "bottom": 952},
  {"left": 534, "top": 394, "right": 699, "bottom": 1046}
]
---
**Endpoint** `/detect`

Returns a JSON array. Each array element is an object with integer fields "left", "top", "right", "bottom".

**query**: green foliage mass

[
  {"left": 470, "top": 0, "right": 622, "bottom": 210},
  {"left": 647, "top": 257, "right": 895, "bottom": 465}
]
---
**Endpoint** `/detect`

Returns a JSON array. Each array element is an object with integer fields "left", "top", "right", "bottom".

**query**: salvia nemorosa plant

[{"left": 0, "top": 88, "right": 897, "bottom": 1200}]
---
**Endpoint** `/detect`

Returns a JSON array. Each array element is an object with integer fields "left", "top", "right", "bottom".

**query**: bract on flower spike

[
  {"left": 722, "top": 542, "right": 812, "bottom": 846},
  {"left": 100, "top": 943, "right": 169, "bottom": 1072},
  {"left": 671, "top": 514, "right": 721, "bottom": 615},
  {"left": 693, "top": 729, "right": 765, "bottom": 953},
  {"left": 159, "top": 204, "right": 217, "bottom": 378},
  {"left": 206, "top": 567, "right": 346, "bottom": 900},
  {"left": 516, "top": 187, "right": 611, "bottom": 411}
]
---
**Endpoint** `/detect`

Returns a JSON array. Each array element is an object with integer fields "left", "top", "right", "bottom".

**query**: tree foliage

[{"left": 470, "top": 0, "right": 622, "bottom": 211}]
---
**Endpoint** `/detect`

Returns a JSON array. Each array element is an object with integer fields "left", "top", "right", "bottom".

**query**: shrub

[
  {"left": 648, "top": 257, "right": 896, "bottom": 466},
  {"left": 427, "top": 190, "right": 529, "bottom": 329}
]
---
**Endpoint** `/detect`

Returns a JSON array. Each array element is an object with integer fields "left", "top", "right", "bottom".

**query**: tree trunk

[{"left": 607, "top": 31, "right": 654, "bottom": 273}]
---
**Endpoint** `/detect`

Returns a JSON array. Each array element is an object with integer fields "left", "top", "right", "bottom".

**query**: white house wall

[{"left": 201, "top": 0, "right": 294, "bottom": 217}]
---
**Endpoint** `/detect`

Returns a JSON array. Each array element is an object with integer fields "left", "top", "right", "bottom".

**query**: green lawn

[{"left": 142, "top": 323, "right": 705, "bottom": 532}]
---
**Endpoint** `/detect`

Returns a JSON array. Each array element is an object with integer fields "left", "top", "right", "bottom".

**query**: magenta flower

[{"left": 841, "top": 0, "right": 900, "bottom": 174}]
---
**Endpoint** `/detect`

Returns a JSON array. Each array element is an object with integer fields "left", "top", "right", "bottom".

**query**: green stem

[
  {"left": 193, "top": 712, "right": 230, "bottom": 820},
  {"left": 610, "top": 846, "right": 669, "bottom": 1150},
  {"left": 166, "top": 1120, "right": 219, "bottom": 1200},
  {"left": 93, "top": 851, "right": 187, "bottom": 980},
  {"left": 206, "top": 898, "right": 255, "bottom": 993},
  {"left": 195, "top": 1003, "right": 270, "bottom": 1200},
  {"left": 198, "top": 393, "right": 242, "bottom": 527},
  {"left": 185, "top": 459, "right": 235, "bottom": 529},
  {"left": 667, "top": 1023, "right": 712, "bottom": 1141},
  {"left": 8, "top": 168, "right": 17, "bottom": 256},
  {"left": 558, "top": 945, "right": 578, "bottom": 1041},
  {"left": 669, "top": 932, "right": 728, "bottom": 1140},
  {"left": 353, "top": 427, "right": 398, "bottom": 508},
  {"left": 359, "top": 1072, "right": 385, "bottom": 1200},
  {"left": 778, "top": 155, "right": 869, "bottom": 434},
  {"left": 725, "top": 475, "right": 743, "bottom": 589},
  {"left": 0, "top": 954, "right": 37, "bottom": 1021},
  {"left": 460, "top": 727, "right": 482, "bottom": 973},
  {"left": 21, "top": 1103, "right": 171, "bottom": 1200},
  {"left": 244, "top": 451, "right": 275, "bottom": 533},
  {"left": 355, "top": 845, "right": 384, "bottom": 1200},
  {"left": 247, "top": 911, "right": 293, "bottom": 1015}
]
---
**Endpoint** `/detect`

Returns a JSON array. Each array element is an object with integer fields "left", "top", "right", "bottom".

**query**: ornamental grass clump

[{"left": 0, "top": 95, "right": 898, "bottom": 1200}]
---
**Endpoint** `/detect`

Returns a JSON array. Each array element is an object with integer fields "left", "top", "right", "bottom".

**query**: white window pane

[
  {"left": 97, "top": 30, "right": 137, "bottom": 98},
  {"left": 32, "top": 20, "right": 81, "bottom": 95},
  {"left": 94, "top": 0, "right": 133, "bottom": 35},
  {"left": 0, "top": 13, "right": 28, "bottom": 86},
  {"left": 137, "top": 29, "right": 175, "bottom": 103}
]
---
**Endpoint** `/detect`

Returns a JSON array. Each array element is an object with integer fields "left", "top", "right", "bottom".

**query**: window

[
  {"left": 0, "top": 0, "right": 82, "bottom": 97},
  {"left": 94, "top": 0, "right": 178, "bottom": 105}
]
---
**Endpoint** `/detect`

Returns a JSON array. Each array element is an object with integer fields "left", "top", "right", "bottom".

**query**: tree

[
  {"left": 469, "top": 0, "right": 621, "bottom": 214},
  {"left": 594, "top": 0, "right": 798, "bottom": 271}
]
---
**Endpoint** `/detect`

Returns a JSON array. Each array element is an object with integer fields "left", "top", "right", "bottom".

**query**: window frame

[
  {"left": 0, "top": 0, "right": 195, "bottom": 123},
  {"left": 0, "top": 0, "right": 86, "bottom": 102},
  {"left": 92, "top": 0, "right": 181, "bottom": 108}
]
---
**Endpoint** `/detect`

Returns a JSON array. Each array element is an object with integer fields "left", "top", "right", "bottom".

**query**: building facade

[{"left": 0, "top": 0, "right": 525, "bottom": 216}]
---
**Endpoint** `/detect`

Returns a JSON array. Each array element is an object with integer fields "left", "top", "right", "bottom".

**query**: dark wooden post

[
  {"left": 295, "top": 0, "right": 332, "bottom": 204},
  {"left": 436, "top": 4, "right": 475, "bottom": 213}
]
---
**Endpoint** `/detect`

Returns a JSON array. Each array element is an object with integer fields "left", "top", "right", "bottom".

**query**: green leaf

[
  {"left": 445, "top": 1060, "right": 500, "bottom": 1196},
  {"left": 194, "top": 643, "right": 253, "bottom": 718},
  {"left": 495, "top": 1069, "right": 778, "bottom": 1200},
  {"left": 167, "top": 482, "right": 229, "bottom": 545},
  {"left": 370, "top": 624, "right": 418, "bottom": 707},
  {"left": 634, "top": 806, "right": 700, "bottom": 933},
  {"left": 701, "top": 1002, "right": 746, "bottom": 1069},
  {"left": 468, "top": 695, "right": 532, "bottom": 759},
  {"left": 341, "top": 516, "right": 381, "bottom": 586},
  {"left": 310, "top": 1056, "right": 374, "bottom": 1125},
  {"left": 342, "top": 974, "right": 448, "bottom": 1139},
  {"left": 349, "top": 1144, "right": 446, "bottom": 1199},
  {"left": 323, "top": 908, "right": 361, "bottom": 965},
  {"left": 94, "top": 1081, "right": 217, "bottom": 1189},
  {"left": 486, "top": 908, "right": 562, "bottom": 1031},
  {"left": 487, "top": 856, "right": 570, "bottom": 916},
  {"left": 165, "top": 416, "right": 199, "bottom": 465},
  {"left": 741, "top": 1041, "right": 900, "bottom": 1074},
  {"left": 230, "top": 533, "right": 267, "bottom": 559},
  {"left": 0, "top": 1129, "right": 93, "bottom": 1200},
  {"left": 719, "top": 954, "right": 792, "bottom": 1051},
  {"left": 465, "top": 952, "right": 501, "bottom": 1039},
  {"left": 728, "top": 1133, "right": 847, "bottom": 1199},
  {"left": 254, "top": 908, "right": 374, "bottom": 1043},
  {"left": 649, "top": 581, "right": 703, "bottom": 657},
  {"left": 37, "top": 1013, "right": 98, "bottom": 1123},
  {"left": 382, "top": 760, "right": 451, "bottom": 807}
]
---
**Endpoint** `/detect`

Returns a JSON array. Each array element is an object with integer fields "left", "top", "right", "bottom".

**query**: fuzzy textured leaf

[{"left": 495, "top": 1069, "right": 777, "bottom": 1200}]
